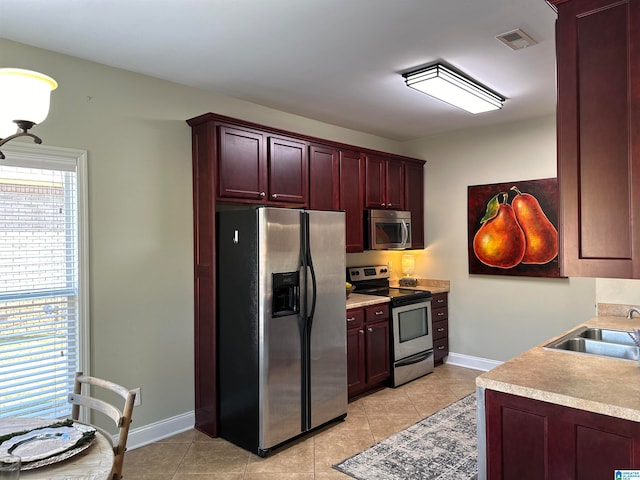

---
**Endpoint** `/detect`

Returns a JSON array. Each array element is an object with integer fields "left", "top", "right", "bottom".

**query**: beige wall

[
  {"left": 1, "top": 39, "right": 404, "bottom": 431},
  {"left": 401, "top": 116, "right": 597, "bottom": 361}
]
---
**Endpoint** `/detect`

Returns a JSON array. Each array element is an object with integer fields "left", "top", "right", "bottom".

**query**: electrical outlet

[{"left": 132, "top": 387, "right": 141, "bottom": 407}]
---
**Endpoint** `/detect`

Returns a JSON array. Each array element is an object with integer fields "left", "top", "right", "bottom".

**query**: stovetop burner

[{"left": 356, "top": 286, "right": 430, "bottom": 298}]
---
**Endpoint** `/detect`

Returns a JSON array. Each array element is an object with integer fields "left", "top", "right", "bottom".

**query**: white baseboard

[
  {"left": 444, "top": 352, "right": 503, "bottom": 372},
  {"left": 122, "top": 410, "right": 195, "bottom": 450}
]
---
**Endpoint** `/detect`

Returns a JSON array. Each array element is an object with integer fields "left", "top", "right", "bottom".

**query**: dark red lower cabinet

[{"left": 485, "top": 389, "right": 640, "bottom": 479}]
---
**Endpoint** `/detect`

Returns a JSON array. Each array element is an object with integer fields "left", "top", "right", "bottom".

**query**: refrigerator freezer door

[
  {"left": 307, "top": 210, "right": 348, "bottom": 429},
  {"left": 259, "top": 208, "right": 303, "bottom": 450}
]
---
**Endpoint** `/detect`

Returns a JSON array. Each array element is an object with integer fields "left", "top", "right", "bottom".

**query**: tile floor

[{"left": 123, "top": 364, "right": 482, "bottom": 480}]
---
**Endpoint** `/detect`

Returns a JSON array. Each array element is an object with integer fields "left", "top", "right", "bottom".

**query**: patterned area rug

[{"left": 333, "top": 393, "right": 477, "bottom": 480}]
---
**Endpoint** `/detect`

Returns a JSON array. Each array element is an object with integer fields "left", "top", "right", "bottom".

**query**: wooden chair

[{"left": 67, "top": 372, "right": 136, "bottom": 480}]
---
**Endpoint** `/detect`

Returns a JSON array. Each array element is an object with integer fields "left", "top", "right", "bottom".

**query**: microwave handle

[{"left": 401, "top": 220, "right": 409, "bottom": 247}]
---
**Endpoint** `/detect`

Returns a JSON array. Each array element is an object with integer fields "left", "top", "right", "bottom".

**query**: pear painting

[
  {"left": 468, "top": 178, "right": 560, "bottom": 277},
  {"left": 473, "top": 192, "right": 526, "bottom": 268},
  {"left": 510, "top": 186, "right": 558, "bottom": 264}
]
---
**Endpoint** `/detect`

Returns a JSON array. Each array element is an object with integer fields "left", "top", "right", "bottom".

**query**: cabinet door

[
  {"left": 404, "top": 162, "right": 424, "bottom": 248},
  {"left": 552, "top": 0, "right": 640, "bottom": 277},
  {"left": 485, "top": 389, "right": 640, "bottom": 479},
  {"left": 347, "top": 326, "right": 366, "bottom": 396},
  {"left": 309, "top": 145, "right": 339, "bottom": 211},
  {"left": 217, "top": 125, "right": 266, "bottom": 201},
  {"left": 365, "top": 320, "right": 390, "bottom": 385},
  {"left": 364, "top": 155, "right": 386, "bottom": 209},
  {"left": 385, "top": 160, "right": 404, "bottom": 210},
  {"left": 340, "top": 150, "right": 364, "bottom": 253},
  {"left": 267, "top": 136, "right": 308, "bottom": 205}
]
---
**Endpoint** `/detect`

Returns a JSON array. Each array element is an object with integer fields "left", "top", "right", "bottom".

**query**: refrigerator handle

[
  {"left": 307, "top": 264, "right": 317, "bottom": 327},
  {"left": 301, "top": 212, "right": 317, "bottom": 326}
]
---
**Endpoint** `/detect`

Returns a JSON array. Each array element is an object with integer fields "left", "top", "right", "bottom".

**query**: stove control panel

[{"left": 347, "top": 265, "right": 390, "bottom": 282}]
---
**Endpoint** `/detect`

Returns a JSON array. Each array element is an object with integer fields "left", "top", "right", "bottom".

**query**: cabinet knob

[
  {"left": 271, "top": 193, "right": 278, "bottom": 199},
  {"left": 438, "top": 345, "right": 445, "bottom": 350},
  {"left": 437, "top": 327, "right": 445, "bottom": 332},
  {"left": 381, "top": 203, "right": 386, "bottom": 207},
  {"left": 359, "top": 329, "right": 364, "bottom": 335},
  {"left": 375, "top": 310, "right": 384, "bottom": 315},
  {"left": 367, "top": 327, "right": 373, "bottom": 332},
  {"left": 259, "top": 192, "right": 266, "bottom": 198},
  {"left": 347, "top": 317, "right": 356, "bottom": 322},
  {"left": 387, "top": 203, "right": 392, "bottom": 207}
]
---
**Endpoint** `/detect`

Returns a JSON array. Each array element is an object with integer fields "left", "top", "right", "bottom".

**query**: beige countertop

[
  {"left": 477, "top": 315, "right": 640, "bottom": 422},
  {"left": 346, "top": 293, "right": 390, "bottom": 309},
  {"left": 389, "top": 278, "right": 450, "bottom": 295},
  {"left": 346, "top": 279, "right": 450, "bottom": 309}
]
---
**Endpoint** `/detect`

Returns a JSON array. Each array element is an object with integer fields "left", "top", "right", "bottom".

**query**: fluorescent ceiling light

[{"left": 404, "top": 63, "right": 504, "bottom": 114}]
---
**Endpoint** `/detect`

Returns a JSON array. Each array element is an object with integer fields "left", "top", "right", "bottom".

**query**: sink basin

[
  {"left": 544, "top": 326, "right": 639, "bottom": 361},
  {"left": 550, "top": 337, "right": 639, "bottom": 360},
  {"left": 577, "top": 327, "right": 637, "bottom": 346}
]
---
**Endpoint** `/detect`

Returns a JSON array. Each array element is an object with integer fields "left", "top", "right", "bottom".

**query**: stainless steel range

[{"left": 348, "top": 265, "right": 434, "bottom": 387}]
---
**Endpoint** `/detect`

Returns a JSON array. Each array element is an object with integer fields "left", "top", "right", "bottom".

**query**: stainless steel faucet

[{"left": 627, "top": 308, "right": 640, "bottom": 319}]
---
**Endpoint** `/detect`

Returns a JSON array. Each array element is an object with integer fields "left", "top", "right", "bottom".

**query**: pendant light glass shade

[
  {"left": 404, "top": 63, "right": 504, "bottom": 114},
  {"left": 0, "top": 68, "right": 58, "bottom": 133},
  {"left": 0, "top": 122, "right": 18, "bottom": 139}
]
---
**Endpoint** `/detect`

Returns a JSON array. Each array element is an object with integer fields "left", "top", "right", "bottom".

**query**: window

[{"left": 0, "top": 143, "right": 88, "bottom": 419}]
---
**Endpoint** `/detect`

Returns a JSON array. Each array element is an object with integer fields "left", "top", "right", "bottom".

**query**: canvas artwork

[{"left": 467, "top": 177, "right": 561, "bottom": 278}]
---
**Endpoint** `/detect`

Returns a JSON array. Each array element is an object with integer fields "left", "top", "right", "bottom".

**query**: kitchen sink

[
  {"left": 544, "top": 326, "right": 639, "bottom": 361},
  {"left": 577, "top": 327, "right": 637, "bottom": 346}
]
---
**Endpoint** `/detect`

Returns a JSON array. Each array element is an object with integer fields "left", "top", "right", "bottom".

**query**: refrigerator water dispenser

[{"left": 272, "top": 271, "right": 300, "bottom": 317}]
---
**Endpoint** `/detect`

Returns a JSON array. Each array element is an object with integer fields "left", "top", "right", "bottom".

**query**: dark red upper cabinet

[
  {"left": 340, "top": 150, "right": 365, "bottom": 253},
  {"left": 215, "top": 124, "right": 308, "bottom": 206},
  {"left": 217, "top": 125, "right": 267, "bottom": 201},
  {"left": 404, "top": 162, "right": 424, "bottom": 249},
  {"left": 385, "top": 159, "right": 404, "bottom": 210},
  {"left": 549, "top": 0, "right": 640, "bottom": 278},
  {"left": 267, "top": 136, "right": 308, "bottom": 205},
  {"left": 364, "top": 154, "right": 405, "bottom": 210},
  {"left": 309, "top": 144, "right": 340, "bottom": 211}
]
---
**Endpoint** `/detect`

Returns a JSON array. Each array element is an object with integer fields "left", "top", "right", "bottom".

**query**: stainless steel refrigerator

[{"left": 216, "top": 206, "right": 347, "bottom": 456}]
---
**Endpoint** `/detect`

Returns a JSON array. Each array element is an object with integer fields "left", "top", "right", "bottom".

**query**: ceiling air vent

[{"left": 496, "top": 29, "right": 538, "bottom": 50}]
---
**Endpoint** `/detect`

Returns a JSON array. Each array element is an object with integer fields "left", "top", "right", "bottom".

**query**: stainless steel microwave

[{"left": 366, "top": 210, "right": 412, "bottom": 250}]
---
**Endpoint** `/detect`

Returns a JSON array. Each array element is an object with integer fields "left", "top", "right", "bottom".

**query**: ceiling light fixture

[
  {"left": 0, "top": 68, "right": 58, "bottom": 160},
  {"left": 403, "top": 63, "right": 504, "bottom": 114}
]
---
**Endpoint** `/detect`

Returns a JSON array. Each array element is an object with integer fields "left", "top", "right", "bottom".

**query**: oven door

[{"left": 391, "top": 300, "right": 432, "bottom": 361}]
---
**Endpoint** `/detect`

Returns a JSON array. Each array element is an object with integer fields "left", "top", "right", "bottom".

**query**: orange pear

[
  {"left": 510, "top": 186, "right": 558, "bottom": 264},
  {"left": 473, "top": 193, "right": 526, "bottom": 269}
]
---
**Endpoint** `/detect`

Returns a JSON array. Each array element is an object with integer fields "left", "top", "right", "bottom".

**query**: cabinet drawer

[
  {"left": 434, "top": 337, "right": 449, "bottom": 362},
  {"left": 346, "top": 308, "right": 364, "bottom": 329},
  {"left": 365, "top": 304, "right": 389, "bottom": 324},
  {"left": 431, "top": 292, "right": 448, "bottom": 309},
  {"left": 431, "top": 306, "right": 448, "bottom": 323},
  {"left": 433, "top": 319, "right": 448, "bottom": 341}
]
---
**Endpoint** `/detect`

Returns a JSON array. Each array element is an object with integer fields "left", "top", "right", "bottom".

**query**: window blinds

[{"left": 0, "top": 164, "right": 79, "bottom": 418}]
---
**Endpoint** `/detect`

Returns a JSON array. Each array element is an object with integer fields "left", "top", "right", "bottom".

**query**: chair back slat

[
  {"left": 68, "top": 393, "right": 122, "bottom": 425},
  {"left": 69, "top": 372, "right": 136, "bottom": 480}
]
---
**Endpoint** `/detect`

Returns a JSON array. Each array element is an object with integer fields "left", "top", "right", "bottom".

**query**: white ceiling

[{"left": 0, "top": 0, "right": 558, "bottom": 141}]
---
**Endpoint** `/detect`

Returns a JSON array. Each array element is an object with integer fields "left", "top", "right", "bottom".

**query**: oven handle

[{"left": 395, "top": 350, "right": 433, "bottom": 367}]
